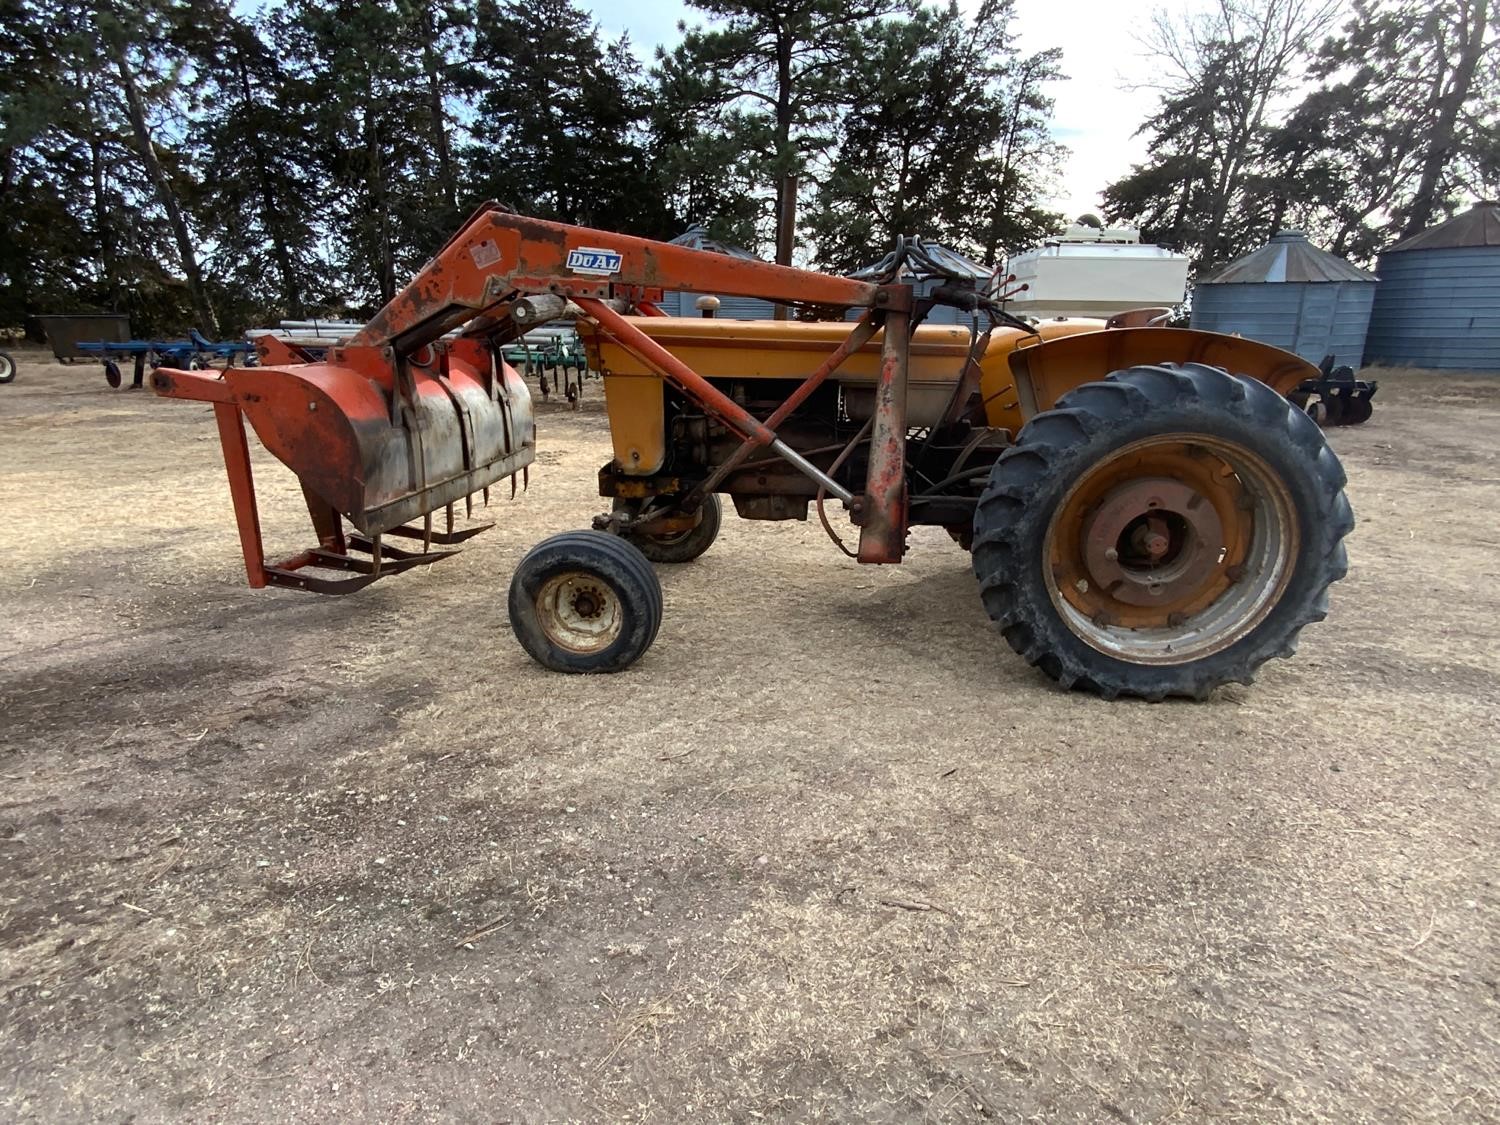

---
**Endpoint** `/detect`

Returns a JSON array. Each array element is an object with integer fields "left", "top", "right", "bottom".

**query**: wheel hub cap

[
  {"left": 1045, "top": 436, "right": 1298, "bottom": 664},
  {"left": 536, "top": 572, "right": 623, "bottom": 654},
  {"left": 1081, "top": 478, "right": 1225, "bottom": 607}
]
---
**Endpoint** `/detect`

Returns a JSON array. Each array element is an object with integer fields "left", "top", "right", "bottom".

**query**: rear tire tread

[{"left": 972, "top": 362, "right": 1353, "bottom": 701}]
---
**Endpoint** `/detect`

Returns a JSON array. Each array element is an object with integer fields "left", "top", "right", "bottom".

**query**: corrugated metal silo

[
  {"left": 655, "top": 226, "right": 778, "bottom": 319},
  {"left": 1190, "top": 230, "right": 1377, "bottom": 368},
  {"left": 1363, "top": 201, "right": 1500, "bottom": 372}
]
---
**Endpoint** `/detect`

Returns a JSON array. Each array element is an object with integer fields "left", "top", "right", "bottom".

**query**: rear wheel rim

[
  {"left": 535, "top": 571, "right": 624, "bottom": 655},
  {"left": 1044, "top": 434, "right": 1298, "bottom": 664}
]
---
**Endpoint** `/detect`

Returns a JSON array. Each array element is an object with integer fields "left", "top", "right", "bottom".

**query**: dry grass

[{"left": 1, "top": 350, "right": 1497, "bottom": 1122}]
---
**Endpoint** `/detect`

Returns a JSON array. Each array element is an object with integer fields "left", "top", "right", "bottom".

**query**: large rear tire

[
  {"left": 972, "top": 363, "right": 1353, "bottom": 701},
  {"left": 509, "top": 531, "right": 663, "bottom": 673}
]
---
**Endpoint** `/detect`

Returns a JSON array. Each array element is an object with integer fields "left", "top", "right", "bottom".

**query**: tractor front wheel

[
  {"left": 509, "top": 531, "right": 663, "bottom": 673},
  {"left": 972, "top": 363, "right": 1353, "bottom": 700},
  {"left": 614, "top": 494, "right": 722, "bottom": 563},
  {"left": 0, "top": 351, "right": 15, "bottom": 384}
]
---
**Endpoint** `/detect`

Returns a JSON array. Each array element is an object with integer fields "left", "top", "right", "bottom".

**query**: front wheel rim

[
  {"left": 1044, "top": 434, "right": 1298, "bottom": 665},
  {"left": 535, "top": 571, "right": 624, "bottom": 655}
]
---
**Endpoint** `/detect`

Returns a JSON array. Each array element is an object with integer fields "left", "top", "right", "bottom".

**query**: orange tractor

[{"left": 152, "top": 204, "right": 1353, "bottom": 700}]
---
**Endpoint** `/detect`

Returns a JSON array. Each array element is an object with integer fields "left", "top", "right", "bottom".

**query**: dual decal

[{"left": 566, "top": 247, "right": 623, "bottom": 277}]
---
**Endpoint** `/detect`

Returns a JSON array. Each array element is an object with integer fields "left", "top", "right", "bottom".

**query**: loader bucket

[{"left": 152, "top": 347, "right": 534, "bottom": 593}]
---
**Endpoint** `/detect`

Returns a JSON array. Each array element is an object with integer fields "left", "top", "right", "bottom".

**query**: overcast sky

[{"left": 576, "top": 0, "right": 1174, "bottom": 223}]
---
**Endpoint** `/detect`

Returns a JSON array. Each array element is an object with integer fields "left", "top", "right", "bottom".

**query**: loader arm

[{"left": 350, "top": 204, "right": 890, "bottom": 354}]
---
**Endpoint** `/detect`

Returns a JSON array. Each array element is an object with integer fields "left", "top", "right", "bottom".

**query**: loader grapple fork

[{"left": 152, "top": 334, "right": 534, "bottom": 592}]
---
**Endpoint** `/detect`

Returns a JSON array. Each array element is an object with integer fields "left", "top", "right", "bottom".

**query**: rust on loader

[{"left": 154, "top": 204, "right": 1354, "bottom": 699}]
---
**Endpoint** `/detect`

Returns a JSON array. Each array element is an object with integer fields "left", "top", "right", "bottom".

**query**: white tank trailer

[{"left": 1003, "top": 224, "right": 1190, "bottom": 320}]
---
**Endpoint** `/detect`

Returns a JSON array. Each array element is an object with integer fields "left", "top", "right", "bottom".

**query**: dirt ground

[{"left": 1, "top": 347, "right": 1496, "bottom": 1122}]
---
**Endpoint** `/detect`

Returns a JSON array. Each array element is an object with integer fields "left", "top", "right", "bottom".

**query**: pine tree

[
  {"left": 659, "top": 0, "right": 905, "bottom": 270},
  {"left": 97, "top": 0, "right": 222, "bottom": 334},
  {"left": 1268, "top": 0, "right": 1499, "bottom": 260},
  {"left": 465, "top": 0, "right": 671, "bottom": 236},
  {"left": 1103, "top": 0, "right": 1341, "bottom": 270},
  {"left": 804, "top": 0, "right": 1063, "bottom": 271},
  {"left": 281, "top": 0, "right": 459, "bottom": 309},
  {"left": 186, "top": 8, "right": 331, "bottom": 324}
]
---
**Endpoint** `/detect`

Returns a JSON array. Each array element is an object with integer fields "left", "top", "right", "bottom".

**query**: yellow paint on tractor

[
  {"left": 580, "top": 316, "right": 1318, "bottom": 477},
  {"left": 582, "top": 316, "right": 1104, "bottom": 474}
]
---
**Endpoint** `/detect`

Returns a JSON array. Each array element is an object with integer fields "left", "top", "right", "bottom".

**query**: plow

[{"left": 153, "top": 204, "right": 1354, "bottom": 699}]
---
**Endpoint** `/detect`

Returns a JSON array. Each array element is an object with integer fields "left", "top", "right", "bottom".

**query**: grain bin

[
  {"left": 653, "top": 226, "right": 777, "bottom": 319},
  {"left": 1190, "top": 231, "right": 1376, "bottom": 368},
  {"left": 1363, "top": 201, "right": 1500, "bottom": 372}
]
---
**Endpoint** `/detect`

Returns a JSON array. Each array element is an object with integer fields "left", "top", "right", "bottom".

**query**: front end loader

[{"left": 153, "top": 204, "right": 1353, "bottom": 700}]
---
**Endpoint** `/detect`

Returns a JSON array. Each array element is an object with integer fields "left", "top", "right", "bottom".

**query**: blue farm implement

[{"left": 78, "top": 330, "right": 256, "bottom": 389}]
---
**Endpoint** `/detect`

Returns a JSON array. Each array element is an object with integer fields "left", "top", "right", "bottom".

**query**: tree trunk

[
  {"left": 0, "top": 147, "right": 33, "bottom": 321},
  {"left": 1401, "top": 0, "right": 1489, "bottom": 237},
  {"left": 235, "top": 54, "right": 304, "bottom": 318},
  {"left": 420, "top": 3, "right": 458, "bottom": 215},
  {"left": 362, "top": 102, "right": 396, "bottom": 304},
  {"left": 772, "top": 31, "right": 795, "bottom": 318},
  {"left": 112, "top": 45, "right": 220, "bottom": 336},
  {"left": 89, "top": 135, "right": 120, "bottom": 310}
]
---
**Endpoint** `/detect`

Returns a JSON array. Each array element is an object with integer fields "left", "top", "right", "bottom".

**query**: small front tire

[
  {"left": 0, "top": 351, "right": 15, "bottom": 384},
  {"left": 509, "top": 531, "right": 664, "bottom": 673}
]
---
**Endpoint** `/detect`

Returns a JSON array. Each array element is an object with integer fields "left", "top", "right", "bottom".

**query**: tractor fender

[{"left": 1006, "top": 327, "right": 1319, "bottom": 420}]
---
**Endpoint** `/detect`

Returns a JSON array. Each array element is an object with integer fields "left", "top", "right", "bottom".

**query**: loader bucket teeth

[{"left": 386, "top": 520, "right": 493, "bottom": 545}]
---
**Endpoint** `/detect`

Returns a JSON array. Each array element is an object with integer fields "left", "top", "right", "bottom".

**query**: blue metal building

[
  {"left": 1190, "top": 231, "right": 1377, "bottom": 369},
  {"left": 1363, "top": 201, "right": 1500, "bottom": 372},
  {"left": 652, "top": 226, "right": 778, "bottom": 319}
]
